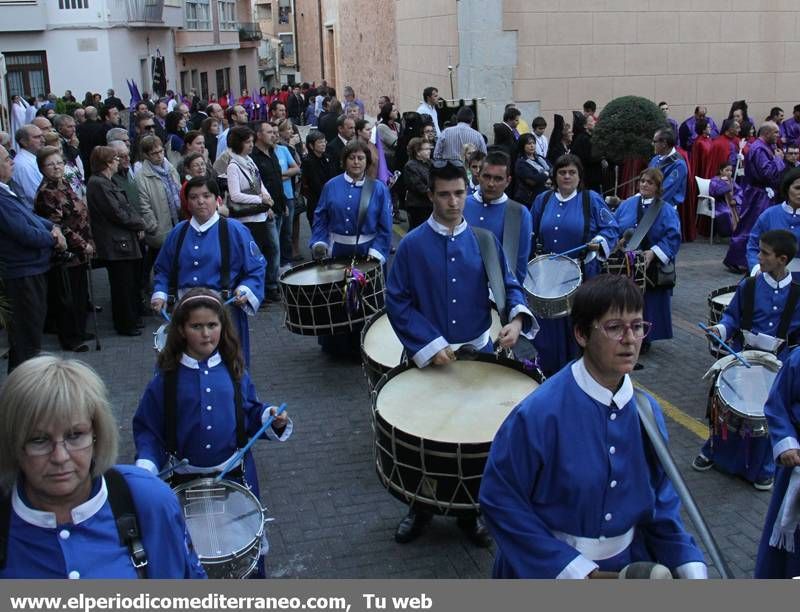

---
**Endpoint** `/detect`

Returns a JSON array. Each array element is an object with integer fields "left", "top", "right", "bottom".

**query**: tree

[{"left": 592, "top": 96, "right": 670, "bottom": 164}]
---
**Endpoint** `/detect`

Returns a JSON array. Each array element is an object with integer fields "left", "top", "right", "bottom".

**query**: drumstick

[
  {"left": 548, "top": 240, "right": 599, "bottom": 260},
  {"left": 159, "top": 308, "right": 171, "bottom": 322},
  {"left": 214, "top": 403, "right": 287, "bottom": 483},
  {"left": 156, "top": 458, "right": 189, "bottom": 479},
  {"left": 697, "top": 323, "right": 752, "bottom": 368},
  {"left": 223, "top": 291, "right": 243, "bottom": 306}
]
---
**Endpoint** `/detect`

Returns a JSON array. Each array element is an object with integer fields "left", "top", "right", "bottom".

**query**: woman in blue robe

[{"left": 529, "top": 154, "right": 619, "bottom": 376}]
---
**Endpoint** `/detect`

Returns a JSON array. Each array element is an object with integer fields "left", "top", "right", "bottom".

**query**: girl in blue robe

[
  {"left": 746, "top": 166, "right": 800, "bottom": 275},
  {"left": 613, "top": 168, "right": 682, "bottom": 343},
  {"left": 529, "top": 154, "right": 619, "bottom": 376}
]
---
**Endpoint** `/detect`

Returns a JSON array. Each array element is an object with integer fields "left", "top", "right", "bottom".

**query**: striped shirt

[{"left": 433, "top": 122, "right": 487, "bottom": 161}]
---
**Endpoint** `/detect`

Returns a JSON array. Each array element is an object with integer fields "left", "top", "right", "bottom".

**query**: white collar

[
  {"left": 555, "top": 189, "right": 578, "bottom": 202},
  {"left": 343, "top": 173, "right": 365, "bottom": 187},
  {"left": 427, "top": 216, "right": 468, "bottom": 236},
  {"left": 641, "top": 196, "right": 655, "bottom": 205},
  {"left": 781, "top": 202, "right": 800, "bottom": 216},
  {"left": 474, "top": 190, "right": 508, "bottom": 205},
  {"left": 763, "top": 272, "right": 793, "bottom": 289},
  {"left": 0, "top": 182, "right": 18, "bottom": 197},
  {"left": 180, "top": 352, "right": 223, "bottom": 369},
  {"left": 15, "top": 148, "right": 35, "bottom": 160},
  {"left": 190, "top": 211, "right": 220, "bottom": 232},
  {"left": 338, "top": 134, "right": 349, "bottom": 146},
  {"left": 662, "top": 147, "right": 677, "bottom": 158},
  {"left": 420, "top": 102, "right": 435, "bottom": 111},
  {"left": 12, "top": 477, "right": 108, "bottom": 528},
  {"left": 571, "top": 358, "right": 633, "bottom": 410}
]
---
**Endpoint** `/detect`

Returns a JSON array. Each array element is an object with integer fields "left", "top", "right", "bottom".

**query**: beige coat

[{"left": 134, "top": 160, "right": 181, "bottom": 249}]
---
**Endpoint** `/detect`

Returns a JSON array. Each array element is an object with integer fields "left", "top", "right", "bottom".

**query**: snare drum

[
  {"left": 172, "top": 478, "right": 266, "bottom": 579},
  {"left": 523, "top": 255, "right": 582, "bottom": 319},
  {"left": 279, "top": 258, "right": 385, "bottom": 336},
  {"left": 712, "top": 352, "right": 780, "bottom": 437},
  {"left": 602, "top": 251, "right": 646, "bottom": 291},
  {"left": 360, "top": 309, "right": 503, "bottom": 391},
  {"left": 707, "top": 285, "right": 738, "bottom": 357},
  {"left": 153, "top": 323, "right": 168, "bottom": 353},
  {"left": 372, "top": 354, "right": 543, "bottom": 515}
]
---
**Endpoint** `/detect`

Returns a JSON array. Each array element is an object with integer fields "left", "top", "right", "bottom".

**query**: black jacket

[
  {"left": 251, "top": 144, "right": 287, "bottom": 215},
  {"left": 86, "top": 174, "right": 146, "bottom": 261},
  {"left": 318, "top": 112, "right": 338, "bottom": 142},
  {"left": 403, "top": 159, "right": 431, "bottom": 209},
  {"left": 326, "top": 136, "right": 347, "bottom": 174},
  {"left": 300, "top": 152, "right": 335, "bottom": 206}
]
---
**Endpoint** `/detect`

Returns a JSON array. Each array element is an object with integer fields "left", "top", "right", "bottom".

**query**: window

[
  {"left": 279, "top": 33, "right": 294, "bottom": 62},
  {"left": 186, "top": 0, "right": 210, "bottom": 29},
  {"left": 239, "top": 65, "right": 247, "bottom": 94},
  {"left": 255, "top": 2, "right": 271, "bottom": 20},
  {"left": 218, "top": 0, "right": 236, "bottom": 31},
  {"left": 58, "top": 0, "right": 89, "bottom": 8},
  {"left": 200, "top": 72, "right": 209, "bottom": 101},
  {"left": 216, "top": 68, "right": 231, "bottom": 100},
  {"left": 180, "top": 71, "right": 189, "bottom": 96},
  {"left": 5, "top": 52, "right": 50, "bottom": 99}
]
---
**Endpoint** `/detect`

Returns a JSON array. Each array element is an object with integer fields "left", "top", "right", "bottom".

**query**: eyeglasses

[
  {"left": 23, "top": 429, "right": 95, "bottom": 457},
  {"left": 594, "top": 320, "right": 652, "bottom": 341},
  {"left": 43, "top": 160, "right": 66, "bottom": 169},
  {"left": 142, "top": 124, "right": 156, "bottom": 130},
  {"left": 431, "top": 158, "right": 464, "bottom": 168}
]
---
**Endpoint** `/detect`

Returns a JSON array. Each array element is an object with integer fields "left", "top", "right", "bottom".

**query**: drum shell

[
  {"left": 279, "top": 258, "right": 385, "bottom": 336},
  {"left": 706, "top": 285, "right": 738, "bottom": 357},
  {"left": 601, "top": 251, "right": 646, "bottom": 291},
  {"left": 712, "top": 355, "right": 779, "bottom": 438},
  {"left": 523, "top": 255, "right": 582, "bottom": 319},
  {"left": 172, "top": 477, "right": 265, "bottom": 579},
  {"left": 371, "top": 354, "right": 544, "bottom": 516}
]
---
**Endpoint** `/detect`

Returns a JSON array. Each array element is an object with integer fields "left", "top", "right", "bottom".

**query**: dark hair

[
  {"left": 377, "top": 103, "right": 395, "bottom": 125},
  {"left": 182, "top": 151, "right": 206, "bottom": 174},
  {"left": 780, "top": 166, "right": 800, "bottom": 202},
  {"left": 553, "top": 153, "right": 584, "bottom": 183},
  {"left": 760, "top": 229, "right": 798, "bottom": 262},
  {"left": 467, "top": 150, "right": 486, "bottom": 166},
  {"left": 455, "top": 106, "right": 475, "bottom": 124},
  {"left": 718, "top": 161, "right": 733, "bottom": 174},
  {"left": 269, "top": 99, "right": 285, "bottom": 113},
  {"left": 200, "top": 116, "right": 219, "bottom": 135},
  {"left": 157, "top": 287, "right": 244, "bottom": 380},
  {"left": 336, "top": 114, "right": 353, "bottom": 129},
  {"left": 583, "top": 100, "right": 597, "bottom": 113},
  {"left": 503, "top": 107, "right": 521, "bottom": 122},
  {"left": 428, "top": 161, "right": 468, "bottom": 192},
  {"left": 184, "top": 175, "right": 219, "bottom": 197},
  {"left": 658, "top": 101, "right": 668, "bottom": 107},
  {"left": 639, "top": 167, "right": 664, "bottom": 197},
  {"left": 341, "top": 140, "right": 372, "bottom": 168},
  {"left": 90, "top": 145, "right": 117, "bottom": 173},
  {"left": 165, "top": 110, "right": 183, "bottom": 134},
  {"left": 225, "top": 105, "right": 239, "bottom": 123},
  {"left": 406, "top": 137, "right": 427, "bottom": 160},
  {"left": 517, "top": 133, "right": 537, "bottom": 157},
  {"left": 794, "top": 104, "right": 800, "bottom": 114},
  {"left": 483, "top": 150, "right": 511, "bottom": 175},
  {"left": 36, "top": 146, "right": 62, "bottom": 171},
  {"left": 654, "top": 128, "right": 675, "bottom": 148},
  {"left": 422, "top": 87, "right": 438, "bottom": 103},
  {"left": 99, "top": 104, "right": 117, "bottom": 121},
  {"left": 695, "top": 118, "right": 709, "bottom": 136},
  {"left": 720, "top": 118, "right": 738, "bottom": 135},
  {"left": 770, "top": 106, "right": 783, "bottom": 118},
  {"left": 354, "top": 119, "right": 370, "bottom": 135},
  {"left": 182, "top": 130, "right": 204, "bottom": 153},
  {"left": 572, "top": 275, "right": 644, "bottom": 342},
  {"left": 532, "top": 116, "right": 547, "bottom": 129},
  {"left": 305, "top": 129, "right": 326, "bottom": 149},
  {"left": 227, "top": 125, "right": 254, "bottom": 154}
]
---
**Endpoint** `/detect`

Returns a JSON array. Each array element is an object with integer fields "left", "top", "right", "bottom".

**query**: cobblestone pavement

[{"left": 0, "top": 227, "right": 769, "bottom": 578}]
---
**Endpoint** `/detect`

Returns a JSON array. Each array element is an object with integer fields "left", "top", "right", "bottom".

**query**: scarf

[
  {"left": 149, "top": 159, "right": 180, "bottom": 225},
  {"left": 770, "top": 466, "right": 800, "bottom": 552},
  {"left": 524, "top": 154, "right": 551, "bottom": 175},
  {"left": 229, "top": 152, "right": 260, "bottom": 191}
]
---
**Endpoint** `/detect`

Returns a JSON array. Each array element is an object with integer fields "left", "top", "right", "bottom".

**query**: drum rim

[
  {"left": 707, "top": 285, "right": 740, "bottom": 303},
  {"left": 714, "top": 354, "right": 780, "bottom": 420},
  {"left": 172, "top": 477, "right": 265, "bottom": 561},
  {"left": 279, "top": 256, "right": 381, "bottom": 286},
  {"left": 360, "top": 308, "right": 402, "bottom": 370},
  {"left": 525, "top": 254, "right": 582, "bottom": 300}
]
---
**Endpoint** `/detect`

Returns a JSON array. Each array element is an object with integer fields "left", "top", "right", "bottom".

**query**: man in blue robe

[
  {"left": 725, "top": 122, "right": 785, "bottom": 272},
  {"left": 648, "top": 128, "right": 688, "bottom": 208},
  {"left": 678, "top": 106, "right": 720, "bottom": 152},
  {"left": 746, "top": 167, "right": 800, "bottom": 275},
  {"left": 385, "top": 161, "right": 535, "bottom": 545},
  {"left": 480, "top": 274, "right": 707, "bottom": 579},
  {"left": 464, "top": 150, "right": 532, "bottom": 285}
]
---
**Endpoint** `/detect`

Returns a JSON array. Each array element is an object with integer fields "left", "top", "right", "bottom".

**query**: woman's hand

[
  {"left": 432, "top": 347, "right": 456, "bottom": 366},
  {"left": 497, "top": 318, "right": 523, "bottom": 348}
]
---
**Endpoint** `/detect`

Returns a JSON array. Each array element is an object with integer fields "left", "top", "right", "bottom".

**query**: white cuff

[
  {"left": 151, "top": 291, "right": 168, "bottom": 303},
  {"left": 509, "top": 304, "right": 539, "bottom": 340},
  {"left": 135, "top": 458, "right": 159, "bottom": 475},
  {"left": 773, "top": 436, "right": 800, "bottom": 461},
  {"left": 651, "top": 245, "right": 669, "bottom": 265},
  {"left": 367, "top": 247, "right": 385, "bottom": 265},
  {"left": 412, "top": 336, "right": 450, "bottom": 368},
  {"left": 235, "top": 284, "right": 259, "bottom": 316},
  {"left": 713, "top": 324, "right": 728, "bottom": 342},
  {"left": 675, "top": 561, "right": 708, "bottom": 579},
  {"left": 556, "top": 554, "right": 599, "bottom": 579},
  {"left": 260, "top": 406, "right": 294, "bottom": 441},
  {"left": 750, "top": 263, "right": 761, "bottom": 276}
]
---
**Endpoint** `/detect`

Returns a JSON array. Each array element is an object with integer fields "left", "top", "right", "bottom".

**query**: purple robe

[
  {"left": 708, "top": 176, "right": 740, "bottom": 238},
  {"left": 779, "top": 117, "right": 799, "bottom": 146},
  {"left": 724, "top": 139, "right": 785, "bottom": 270}
]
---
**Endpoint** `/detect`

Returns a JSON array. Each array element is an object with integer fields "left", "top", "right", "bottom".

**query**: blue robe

[
  {"left": 464, "top": 190, "right": 533, "bottom": 285},
  {"left": 529, "top": 189, "right": 619, "bottom": 375},
  {"left": 613, "top": 195, "right": 681, "bottom": 342},
  {"left": 700, "top": 273, "right": 800, "bottom": 483},
  {"left": 480, "top": 359, "right": 707, "bottom": 578},
  {"left": 385, "top": 218, "right": 533, "bottom": 368},
  {"left": 725, "top": 139, "right": 785, "bottom": 270},
  {"left": 746, "top": 203, "right": 800, "bottom": 275},
  {"left": 0, "top": 466, "right": 207, "bottom": 579},
  {"left": 133, "top": 352, "right": 292, "bottom": 499},
  {"left": 151, "top": 213, "right": 265, "bottom": 366},
  {"left": 310, "top": 173, "right": 393, "bottom": 263},
  {"left": 756, "top": 348, "right": 800, "bottom": 577},
  {"left": 648, "top": 151, "right": 688, "bottom": 208}
]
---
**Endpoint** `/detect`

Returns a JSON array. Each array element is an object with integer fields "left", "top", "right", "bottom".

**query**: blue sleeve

[
  {"left": 232, "top": 221, "right": 265, "bottom": 303},
  {"left": 310, "top": 179, "right": 333, "bottom": 247},
  {"left": 589, "top": 191, "right": 619, "bottom": 246},
  {"left": 370, "top": 183, "right": 394, "bottom": 261},
  {"left": 240, "top": 371, "right": 268, "bottom": 438},
  {"left": 132, "top": 375, "right": 168, "bottom": 470},
  {"left": 216, "top": 131, "right": 227, "bottom": 160},
  {"left": 515, "top": 206, "right": 533, "bottom": 284},
  {"left": 529, "top": 191, "right": 546, "bottom": 238},
  {"left": 0, "top": 197, "right": 54, "bottom": 248},
  {"left": 650, "top": 205, "right": 681, "bottom": 261},
  {"left": 747, "top": 212, "right": 768, "bottom": 271},
  {"left": 152, "top": 223, "right": 183, "bottom": 295},
  {"left": 719, "top": 281, "right": 745, "bottom": 340},
  {"left": 765, "top": 350, "right": 800, "bottom": 455}
]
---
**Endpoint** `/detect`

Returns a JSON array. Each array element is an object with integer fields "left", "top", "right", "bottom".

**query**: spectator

[
  {"left": 327, "top": 115, "right": 355, "bottom": 174},
  {"left": 514, "top": 132, "right": 551, "bottom": 204},
  {"left": 103, "top": 89, "right": 125, "bottom": 111},
  {"left": 434, "top": 106, "right": 486, "bottom": 162},
  {"left": 403, "top": 137, "right": 433, "bottom": 230},
  {"left": 164, "top": 110, "right": 187, "bottom": 166},
  {"left": 201, "top": 116, "right": 221, "bottom": 164},
  {"left": 376, "top": 103, "right": 400, "bottom": 170},
  {"left": 300, "top": 130, "right": 335, "bottom": 227},
  {"left": 11, "top": 125, "right": 45, "bottom": 207}
]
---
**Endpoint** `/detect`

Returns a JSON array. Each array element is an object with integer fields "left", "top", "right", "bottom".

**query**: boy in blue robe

[
  {"left": 464, "top": 150, "right": 533, "bottom": 285},
  {"left": 480, "top": 275, "right": 707, "bottom": 579},
  {"left": 647, "top": 128, "right": 688, "bottom": 208},
  {"left": 385, "top": 161, "right": 535, "bottom": 545},
  {"left": 693, "top": 230, "right": 800, "bottom": 490}
]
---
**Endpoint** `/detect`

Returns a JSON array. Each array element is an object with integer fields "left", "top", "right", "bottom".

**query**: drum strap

[
  {"left": 0, "top": 469, "right": 148, "bottom": 577},
  {"left": 535, "top": 190, "right": 591, "bottom": 259},
  {"left": 630, "top": 197, "right": 665, "bottom": 252},
  {"left": 740, "top": 277, "right": 756, "bottom": 334},
  {"left": 473, "top": 227, "right": 507, "bottom": 323},
  {"left": 778, "top": 282, "right": 800, "bottom": 341},
  {"left": 168, "top": 218, "right": 233, "bottom": 302},
  {"left": 163, "top": 366, "right": 247, "bottom": 457},
  {"left": 739, "top": 277, "right": 799, "bottom": 348},
  {"left": 502, "top": 199, "right": 523, "bottom": 272},
  {"left": 355, "top": 177, "right": 377, "bottom": 248}
]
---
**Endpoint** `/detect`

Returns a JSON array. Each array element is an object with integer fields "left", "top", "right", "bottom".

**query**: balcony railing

[
  {"left": 239, "top": 22, "right": 264, "bottom": 42},
  {"left": 125, "top": 0, "right": 164, "bottom": 23}
]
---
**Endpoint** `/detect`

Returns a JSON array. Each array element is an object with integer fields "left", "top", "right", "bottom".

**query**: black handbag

[
  {"left": 646, "top": 260, "right": 676, "bottom": 289},
  {"left": 226, "top": 161, "right": 268, "bottom": 218}
]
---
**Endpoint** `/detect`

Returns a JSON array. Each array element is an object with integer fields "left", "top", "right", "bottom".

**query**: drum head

[
  {"left": 711, "top": 292, "right": 735, "bottom": 308},
  {"left": 281, "top": 259, "right": 380, "bottom": 286},
  {"left": 173, "top": 479, "right": 262, "bottom": 558},
  {"left": 375, "top": 360, "right": 539, "bottom": 444},
  {"left": 524, "top": 256, "right": 581, "bottom": 299},
  {"left": 717, "top": 363, "right": 777, "bottom": 418}
]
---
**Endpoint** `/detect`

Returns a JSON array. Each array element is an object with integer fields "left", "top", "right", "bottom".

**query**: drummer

[
  {"left": 150, "top": 176, "right": 266, "bottom": 366},
  {"left": 692, "top": 229, "right": 800, "bottom": 490},
  {"left": 480, "top": 275, "right": 708, "bottom": 579},
  {"left": 133, "top": 288, "right": 292, "bottom": 575},
  {"left": 529, "top": 154, "right": 619, "bottom": 376},
  {"left": 463, "top": 150, "right": 533, "bottom": 284},
  {"left": 385, "top": 160, "right": 535, "bottom": 546},
  {"left": 613, "top": 168, "right": 681, "bottom": 358},
  {"left": 0, "top": 355, "right": 207, "bottom": 578}
]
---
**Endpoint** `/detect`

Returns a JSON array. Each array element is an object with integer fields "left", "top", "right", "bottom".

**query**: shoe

[
  {"left": 394, "top": 510, "right": 432, "bottom": 544},
  {"left": 754, "top": 477, "right": 774, "bottom": 491},
  {"left": 117, "top": 329, "right": 142, "bottom": 337},
  {"left": 457, "top": 516, "right": 492, "bottom": 548},
  {"left": 691, "top": 454, "right": 714, "bottom": 472},
  {"left": 70, "top": 343, "right": 89, "bottom": 353},
  {"left": 264, "top": 289, "right": 281, "bottom": 303}
]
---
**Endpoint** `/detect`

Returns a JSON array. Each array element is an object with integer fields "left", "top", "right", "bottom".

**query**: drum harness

[
  {"left": 344, "top": 177, "right": 377, "bottom": 316},
  {"left": 610, "top": 196, "right": 668, "bottom": 287},
  {"left": 534, "top": 190, "right": 591, "bottom": 271},
  {"left": 0, "top": 468, "right": 149, "bottom": 578}
]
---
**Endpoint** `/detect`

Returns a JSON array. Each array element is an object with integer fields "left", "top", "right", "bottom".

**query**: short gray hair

[
  {"left": 106, "top": 127, "right": 129, "bottom": 144},
  {"left": 52, "top": 114, "right": 75, "bottom": 131},
  {"left": 0, "top": 355, "right": 119, "bottom": 495}
]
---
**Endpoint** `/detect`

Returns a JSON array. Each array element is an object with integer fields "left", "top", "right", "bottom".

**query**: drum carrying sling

[
  {"left": 0, "top": 468, "right": 149, "bottom": 578},
  {"left": 739, "top": 277, "right": 800, "bottom": 348},
  {"left": 168, "top": 217, "right": 233, "bottom": 302}
]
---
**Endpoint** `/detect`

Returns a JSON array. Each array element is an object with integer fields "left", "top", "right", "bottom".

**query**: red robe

[
  {"left": 676, "top": 147, "right": 696, "bottom": 241},
  {"left": 691, "top": 136, "right": 715, "bottom": 237}
]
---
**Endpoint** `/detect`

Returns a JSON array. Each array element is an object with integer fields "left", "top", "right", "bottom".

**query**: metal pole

[{"left": 86, "top": 266, "right": 101, "bottom": 351}]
